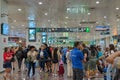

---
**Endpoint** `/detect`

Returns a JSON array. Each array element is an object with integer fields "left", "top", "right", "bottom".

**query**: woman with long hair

[
  {"left": 52, "top": 48, "right": 60, "bottom": 77},
  {"left": 3, "top": 47, "right": 13, "bottom": 80}
]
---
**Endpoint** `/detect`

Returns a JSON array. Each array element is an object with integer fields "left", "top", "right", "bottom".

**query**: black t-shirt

[{"left": 82, "top": 48, "right": 89, "bottom": 61}]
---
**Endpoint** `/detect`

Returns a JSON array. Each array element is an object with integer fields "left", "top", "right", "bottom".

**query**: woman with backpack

[{"left": 15, "top": 47, "right": 24, "bottom": 72}]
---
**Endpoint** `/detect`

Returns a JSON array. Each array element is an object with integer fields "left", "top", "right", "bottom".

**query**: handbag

[{"left": 26, "top": 56, "right": 31, "bottom": 62}]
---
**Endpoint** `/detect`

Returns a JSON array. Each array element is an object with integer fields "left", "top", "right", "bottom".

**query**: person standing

[
  {"left": 43, "top": 43, "right": 51, "bottom": 72},
  {"left": 3, "top": 47, "right": 13, "bottom": 80},
  {"left": 52, "top": 48, "right": 60, "bottom": 76},
  {"left": 70, "top": 42, "right": 84, "bottom": 80},
  {"left": 66, "top": 47, "right": 73, "bottom": 77},
  {"left": 37, "top": 44, "right": 48, "bottom": 72},
  {"left": 27, "top": 46, "right": 38, "bottom": 78},
  {"left": 15, "top": 47, "right": 24, "bottom": 72},
  {"left": 80, "top": 43, "right": 90, "bottom": 78},
  {"left": 106, "top": 44, "right": 115, "bottom": 80}
]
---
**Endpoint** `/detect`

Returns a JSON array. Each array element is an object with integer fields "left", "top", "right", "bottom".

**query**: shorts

[
  {"left": 52, "top": 60, "right": 58, "bottom": 64},
  {"left": 3, "top": 62, "right": 12, "bottom": 68}
]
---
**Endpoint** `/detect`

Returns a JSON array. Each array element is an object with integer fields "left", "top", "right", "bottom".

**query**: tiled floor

[{"left": 0, "top": 62, "right": 104, "bottom": 80}]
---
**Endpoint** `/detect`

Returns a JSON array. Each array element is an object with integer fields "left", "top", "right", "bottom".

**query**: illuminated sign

[
  {"left": 36, "top": 27, "right": 90, "bottom": 33},
  {"left": 67, "top": 5, "right": 89, "bottom": 14}
]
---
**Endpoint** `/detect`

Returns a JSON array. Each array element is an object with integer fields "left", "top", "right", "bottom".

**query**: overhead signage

[
  {"left": 36, "top": 27, "right": 90, "bottom": 33},
  {"left": 28, "top": 28, "right": 36, "bottom": 42},
  {"left": 96, "top": 26, "right": 110, "bottom": 31}
]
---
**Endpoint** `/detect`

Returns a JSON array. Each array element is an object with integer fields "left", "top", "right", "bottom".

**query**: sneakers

[{"left": 52, "top": 73, "right": 58, "bottom": 77}]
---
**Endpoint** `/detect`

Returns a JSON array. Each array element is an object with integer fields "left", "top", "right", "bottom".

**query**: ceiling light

[
  {"left": 117, "top": 19, "right": 120, "bottom": 22},
  {"left": 38, "top": 2, "right": 43, "bottom": 5},
  {"left": 18, "top": 9, "right": 22, "bottom": 11},
  {"left": 79, "top": 24, "right": 81, "bottom": 26},
  {"left": 22, "top": 25, "right": 25, "bottom": 26},
  {"left": 45, "top": 13, "right": 48, "bottom": 16},
  {"left": 64, "top": 22, "right": 67, "bottom": 24},
  {"left": 104, "top": 16, "right": 107, "bottom": 19},
  {"left": 108, "top": 23, "right": 110, "bottom": 26},
  {"left": 88, "top": 13, "right": 91, "bottom": 15},
  {"left": 13, "top": 20, "right": 16, "bottom": 22},
  {"left": 96, "top": 22, "right": 99, "bottom": 24},
  {"left": 82, "top": 19, "right": 85, "bottom": 22},
  {"left": 11, "top": 26, "right": 14, "bottom": 28},
  {"left": 48, "top": 20, "right": 50, "bottom": 22},
  {"left": 65, "top": 16, "right": 69, "bottom": 19},
  {"left": 116, "top": 7, "right": 119, "bottom": 10},
  {"left": 96, "top": 1, "right": 100, "bottom": 4}
]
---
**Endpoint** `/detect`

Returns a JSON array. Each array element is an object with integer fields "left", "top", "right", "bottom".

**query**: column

[{"left": 0, "top": 0, "right": 9, "bottom": 72}]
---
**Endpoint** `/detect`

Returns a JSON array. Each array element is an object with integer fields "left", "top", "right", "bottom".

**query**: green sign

[{"left": 86, "top": 27, "right": 90, "bottom": 32}]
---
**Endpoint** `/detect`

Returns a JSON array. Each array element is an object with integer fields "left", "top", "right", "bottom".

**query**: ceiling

[{"left": 5, "top": 0, "right": 120, "bottom": 40}]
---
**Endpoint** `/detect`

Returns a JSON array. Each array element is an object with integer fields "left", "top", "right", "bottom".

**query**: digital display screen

[
  {"left": 28, "top": 28, "right": 36, "bottom": 41},
  {"left": 1, "top": 23, "right": 9, "bottom": 35},
  {"left": 28, "top": 21, "right": 36, "bottom": 28},
  {"left": 96, "top": 26, "right": 110, "bottom": 31}
]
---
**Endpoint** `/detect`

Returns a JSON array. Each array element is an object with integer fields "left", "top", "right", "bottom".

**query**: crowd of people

[{"left": 2, "top": 42, "right": 120, "bottom": 80}]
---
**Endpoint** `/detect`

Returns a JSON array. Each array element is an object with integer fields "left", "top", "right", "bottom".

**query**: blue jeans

[
  {"left": 28, "top": 62, "right": 35, "bottom": 77},
  {"left": 39, "top": 59, "right": 45, "bottom": 71},
  {"left": 107, "top": 64, "right": 112, "bottom": 80}
]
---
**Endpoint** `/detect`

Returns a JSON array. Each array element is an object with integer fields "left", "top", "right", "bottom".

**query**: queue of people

[{"left": 2, "top": 42, "right": 120, "bottom": 80}]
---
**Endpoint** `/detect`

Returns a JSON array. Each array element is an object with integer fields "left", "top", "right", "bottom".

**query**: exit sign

[{"left": 86, "top": 27, "right": 90, "bottom": 32}]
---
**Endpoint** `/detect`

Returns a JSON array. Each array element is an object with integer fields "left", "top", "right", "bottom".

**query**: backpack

[
  {"left": 23, "top": 48, "right": 29, "bottom": 59},
  {"left": 16, "top": 50, "right": 23, "bottom": 59}
]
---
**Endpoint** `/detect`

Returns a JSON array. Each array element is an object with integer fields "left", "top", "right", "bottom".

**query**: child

[{"left": 58, "top": 60, "right": 64, "bottom": 77}]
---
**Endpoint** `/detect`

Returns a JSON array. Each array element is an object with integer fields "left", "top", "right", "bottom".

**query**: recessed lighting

[
  {"left": 45, "top": 13, "right": 48, "bottom": 16},
  {"left": 117, "top": 19, "right": 120, "bottom": 22},
  {"left": 116, "top": 7, "right": 119, "bottom": 10},
  {"left": 108, "top": 23, "right": 110, "bottom": 26},
  {"left": 11, "top": 26, "right": 14, "bottom": 28},
  {"left": 96, "top": 22, "right": 99, "bottom": 24},
  {"left": 38, "top": 2, "right": 43, "bottom": 5},
  {"left": 88, "top": 13, "right": 91, "bottom": 15},
  {"left": 64, "top": 22, "right": 67, "bottom": 24},
  {"left": 82, "top": 19, "right": 85, "bottom": 22},
  {"left": 13, "top": 20, "right": 16, "bottom": 22},
  {"left": 18, "top": 9, "right": 22, "bottom": 11},
  {"left": 48, "top": 20, "right": 50, "bottom": 22},
  {"left": 79, "top": 24, "right": 81, "bottom": 26},
  {"left": 22, "top": 25, "right": 25, "bottom": 26},
  {"left": 104, "top": 16, "right": 107, "bottom": 19},
  {"left": 96, "top": 1, "right": 100, "bottom": 4},
  {"left": 65, "top": 16, "right": 69, "bottom": 19}
]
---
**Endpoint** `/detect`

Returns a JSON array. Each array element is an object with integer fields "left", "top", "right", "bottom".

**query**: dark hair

[
  {"left": 18, "top": 47, "right": 23, "bottom": 51},
  {"left": 30, "top": 46, "right": 35, "bottom": 50},
  {"left": 109, "top": 44, "right": 115, "bottom": 51},
  {"left": 43, "top": 43, "right": 48, "bottom": 47},
  {"left": 53, "top": 48, "right": 58, "bottom": 54},
  {"left": 81, "top": 43, "right": 86, "bottom": 48},
  {"left": 4, "top": 47, "right": 8, "bottom": 53},
  {"left": 74, "top": 41, "right": 80, "bottom": 47},
  {"left": 98, "top": 47, "right": 101, "bottom": 51}
]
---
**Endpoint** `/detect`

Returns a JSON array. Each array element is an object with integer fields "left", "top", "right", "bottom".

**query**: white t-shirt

[{"left": 40, "top": 51, "right": 44, "bottom": 58}]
